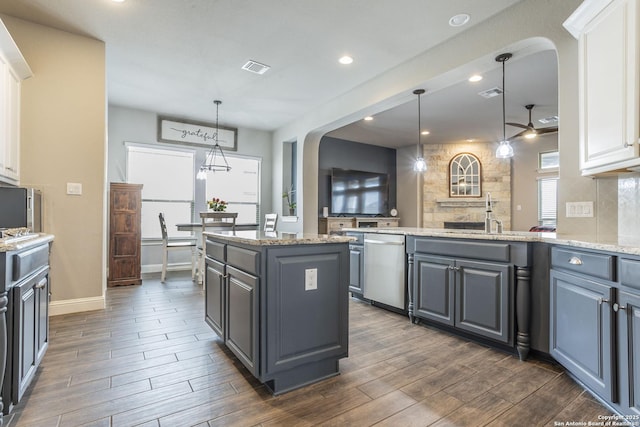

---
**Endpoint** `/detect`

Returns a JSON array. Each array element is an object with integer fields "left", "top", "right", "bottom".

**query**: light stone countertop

[
  {"left": 343, "top": 227, "right": 640, "bottom": 257},
  {"left": 0, "top": 233, "right": 55, "bottom": 253},
  {"left": 204, "top": 230, "right": 355, "bottom": 246}
]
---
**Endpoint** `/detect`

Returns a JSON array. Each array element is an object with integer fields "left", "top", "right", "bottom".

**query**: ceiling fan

[{"left": 506, "top": 104, "right": 558, "bottom": 140}]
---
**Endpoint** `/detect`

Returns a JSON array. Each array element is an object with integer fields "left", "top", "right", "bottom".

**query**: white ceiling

[{"left": 0, "top": 0, "right": 558, "bottom": 148}]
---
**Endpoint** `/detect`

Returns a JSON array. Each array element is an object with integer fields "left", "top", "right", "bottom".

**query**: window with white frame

[
  {"left": 538, "top": 177, "right": 558, "bottom": 226},
  {"left": 537, "top": 150, "right": 559, "bottom": 226},
  {"left": 205, "top": 154, "right": 261, "bottom": 224},
  {"left": 126, "top": 144, "right": 194, "bottom": 239}
]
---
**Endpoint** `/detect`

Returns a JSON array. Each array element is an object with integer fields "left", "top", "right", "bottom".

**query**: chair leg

[
  {"left": 191, "top": 247, "right": 197, "bottom": 281},
  {"left": 161, "top": 247, "right": 168, "bottom": 282},
  {"left": 198, "top": 250, "right": 205, "bottom": 287}
]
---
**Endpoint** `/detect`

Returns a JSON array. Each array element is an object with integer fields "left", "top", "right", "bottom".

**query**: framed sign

[{"left": 158, "top": 116, "right": 237, "bottom": 151}]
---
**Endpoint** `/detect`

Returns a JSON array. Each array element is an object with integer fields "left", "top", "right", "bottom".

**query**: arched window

[{"left": 449, "top": 153, "right": 481, "bottom": 197}]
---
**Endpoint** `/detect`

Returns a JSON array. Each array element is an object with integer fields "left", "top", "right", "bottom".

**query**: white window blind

[
  {"left": 538, "top": 177, "right": 558, "bottom": 226},
  {"left": 126, "top": 145, "right": 194, "bottom": 239},
  {"left": 205, "top": 155, "right": 260, "bottom": 224}
]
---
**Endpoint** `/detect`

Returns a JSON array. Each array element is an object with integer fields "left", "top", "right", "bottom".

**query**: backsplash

[
  {"left": 618, "top": 174, "right": 640, "bottom": 245},
  {"left": 422, "top": 142, "right": 511, "bottom": 230}
]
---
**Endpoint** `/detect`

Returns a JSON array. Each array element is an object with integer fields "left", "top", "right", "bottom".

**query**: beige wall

[{"left": 3, "top": 16, "right": 106, "bottom": 306}]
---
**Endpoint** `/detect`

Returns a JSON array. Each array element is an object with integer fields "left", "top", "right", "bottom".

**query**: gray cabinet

[
  {"left": 408, "top": 237, "right": 530, "bottom": 359},
  {"left": 347, "top": 232, "right": 364, "bottom": 295},
  {"left": 225, "top": 265, "right": 258, "bottom": 375},
  {"left": 13, "top": 271, "right": 49, "bottom": 401},
  {"left": 618, "top": 291, "right": 640, "bottom": 416},
  {"left": 414, "top": 255, "right": 454, "bottom": 325},
  {"left": 414, "top": 254, "right": 511, "bottom": 344},
  {"left": 456, "top": 259, "right": 511, "bottom": 344},
  {"left": 204, "top": 234, "right": 349, "bottom": 394},
  {"left": 550, "top": 269, "right": 615, "bottom": 401},
  {"left": 204, "top": 258, "right": 225, "bottom": 339}
]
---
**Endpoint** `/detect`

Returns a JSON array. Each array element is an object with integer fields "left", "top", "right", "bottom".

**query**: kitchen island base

[{"left": 204, "top": 231, "right": 351, "bottom": 395}]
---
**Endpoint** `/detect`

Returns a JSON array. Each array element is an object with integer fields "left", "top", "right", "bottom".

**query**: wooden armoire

[{"left": 108, "top": 182, "right": 143, "bottom": 286}]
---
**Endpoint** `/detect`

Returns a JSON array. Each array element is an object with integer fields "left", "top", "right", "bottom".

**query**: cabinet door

[
  {"left": 413, "top": 254, "right": 455, "bottom": 325},
  {"left": 455, "top": 259, "right": 511, "bottom": 344},
  {"left": 0, "top": 57, "right": 6, "bottom": 179},
  {"left": 204, "top": 258, "right": 225, "bottom": 339},
  {"left": 226, "top": 265, "right": 258, "bottom": 375},
  {"left": 618, "top": 291, "right": 640, "bottom": 415},
  {"left": 579, "top": 0, "right": 639, "bottom": 173},
  {"left": 550, "top": 269, "right": 615, "bottom": 401},
  {"left": 35, "top": 275, "right": 48, "bottom": 364},
  {"left": 13, "top": 278, "right": 37, "bottom": 402},
  {"left": 349, "top": 244, "right": 363, "bottom": 294}
]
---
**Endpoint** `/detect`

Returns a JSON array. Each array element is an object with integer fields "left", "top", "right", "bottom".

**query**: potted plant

[
  {"left": 282, "top": 186, "right": 296, "bottom": 216},
  {"left": 208, "top": 197, "right": 228, "bottom": 212}
]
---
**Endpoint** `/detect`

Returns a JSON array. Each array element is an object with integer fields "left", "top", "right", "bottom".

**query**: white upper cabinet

[
  {"left": 0, "top": 18, "right": 31, "bottom": 185},
  {"left": 564, "top": 0, "right": 640, "bottom": 175}
]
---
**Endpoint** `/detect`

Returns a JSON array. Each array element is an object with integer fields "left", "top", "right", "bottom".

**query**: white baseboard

[{"left": 50, "top": 296, "right": 106, "bottom": 316}]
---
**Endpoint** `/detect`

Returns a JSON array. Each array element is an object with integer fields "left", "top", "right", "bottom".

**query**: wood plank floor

[{"left": 6, "top": 272, "right": 613, "bottom": 427}]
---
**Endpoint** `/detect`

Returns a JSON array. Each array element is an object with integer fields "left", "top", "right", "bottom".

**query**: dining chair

[
  {"left": 264, "top": 213, "right": 278, "bottom": 232},
  {"left": 159, "top": 212, "right": 197, "bottom": 282}
]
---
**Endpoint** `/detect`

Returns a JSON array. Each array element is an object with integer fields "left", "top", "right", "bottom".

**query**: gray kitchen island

[{"left": 202, "top": 230, "right": 352, "bottom": 395}]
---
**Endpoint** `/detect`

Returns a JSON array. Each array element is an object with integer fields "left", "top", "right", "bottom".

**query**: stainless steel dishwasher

[{"left": 363, "top": 233, "right": 405, "bottom": 309}]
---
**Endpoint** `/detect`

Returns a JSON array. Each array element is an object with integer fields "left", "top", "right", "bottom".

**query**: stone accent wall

[{"left": 422, "top": 142, "right": 511, "bottom": 230}]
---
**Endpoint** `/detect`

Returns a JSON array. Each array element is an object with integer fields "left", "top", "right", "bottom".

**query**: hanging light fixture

[
  {"left": 196, "top": 100, "right": 231, "bottom": 180},
  {"left": 413, "top": 89, "right": 427, "bottom": 172},
  {"left": 495, "top": 53, "right": 514, "bottom": 159}
]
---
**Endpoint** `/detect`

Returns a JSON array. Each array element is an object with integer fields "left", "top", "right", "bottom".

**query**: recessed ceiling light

[
  {"left": 421, "top": 130, "right": 430, "bottom": 135},
  {"left": 339, "top": 55, "right": 353, "bottom": 65},
  {"left": 364, "top": 116, "right": 373, "bottom": 121},
  {"left": 466, "top": 139, "right": 475, "bottom": 142},
  {"left": 111, "top": 0, "right": 125, "bottom": 3},
  {"left": 468, "top": 74, "right": 483, "bottom": 83},
  {"left": 449, "top": 13, "right": 470, "bottom": 27}
]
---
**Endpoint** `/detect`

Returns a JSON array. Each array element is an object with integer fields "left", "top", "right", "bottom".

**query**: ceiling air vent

[
  {"left": 478, "top": 87, "right": 503, "bottom": 99},
  {"left": 538, "top": 115, "right": 559, "bottom": 124},
  {"left": 241, "top": 60, "right": 270, "bottom": 75}
]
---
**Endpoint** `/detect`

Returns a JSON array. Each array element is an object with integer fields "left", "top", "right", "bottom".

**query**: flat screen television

[{"left": 330, "top": 168, "right": 389, "bottom": 216}]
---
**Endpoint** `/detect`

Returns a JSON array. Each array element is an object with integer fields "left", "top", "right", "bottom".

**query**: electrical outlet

[
  {"left": 305, "top": 268, "right": 317, "bottom": 291},
  {"left": 67, "top": 182, "right": 83, "bottom": 195},
  {"left": 566, "top": 201, "right": 594, "bottom": 218}
]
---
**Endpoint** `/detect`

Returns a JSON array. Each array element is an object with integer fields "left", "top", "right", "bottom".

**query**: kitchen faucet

[{"left": 484, "top": 193, "right": 503, "bottom": 234}]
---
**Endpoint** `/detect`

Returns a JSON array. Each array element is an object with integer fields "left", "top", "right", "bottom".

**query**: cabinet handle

[
  {"left": 6, "top": 167, "right": 16, "bottom": 172},
  {"left": 613, "top": 303, "right": 627, "bottom": 312},
  {"left": 448, "top": 266, "right": 460, "bottom": 271},
  {"left": 598, "top": 298, "right": 610, "bottom": 306},
  {"left": 624, "top": 141, "right": 635, "bottom": 148},
  {"left": 568, "top": 256, "right": 583, "bottom": 265},
  {"left": 35, "top": 278, "right": 47, "bottom": 289}
]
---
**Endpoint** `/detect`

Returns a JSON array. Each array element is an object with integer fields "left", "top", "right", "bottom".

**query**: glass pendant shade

[
  {"left": 413, "top": 89, "right": 427, "bottom": 172},
  {"left": 496, "top": 140, "right": 514, "bottom": 158},
  {"left": 495, "top": 53, "right": 514, "bottom": 159},
  {"left": 414, "top": 157, "right": 427, "bottom": 172}
]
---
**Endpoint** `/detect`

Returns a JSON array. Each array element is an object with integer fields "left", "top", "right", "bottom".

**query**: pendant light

[
  {"left": 196, "top": 100, "right": 231, "bottom": 180},
  {"left": 495, "top": 53, "right": 514, "bottom": 159},
  {"left": 413, "top": 89, "right": 427, "bottom": 172}
]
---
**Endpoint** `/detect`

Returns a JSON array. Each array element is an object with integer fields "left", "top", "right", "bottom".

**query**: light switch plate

[
  {"left": 305, "top": 268, "right": 317, "bottom": 291},
  {"left": 566, "top": 201, "right": 593, "bottom": 217},
  {"left": 67, "top": 182, "right": 82, "bottom": 195}
]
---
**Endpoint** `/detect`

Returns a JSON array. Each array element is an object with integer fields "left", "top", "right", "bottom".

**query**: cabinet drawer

[
  {"left": 205, "top": 239, "right": 225, "bottom": 262},
  {"left": 412, "top": 238, "right": 510, "bottom": 263},
  {"left": 551, "top": 247, "right": 614, "bottom": 281},
  {"left": 328, "top": 220, "right": 353, "bottom": 231},
  {"left": 620, "top": 258, "right": 640, "bottom": 291},
  {"left": 227, "top": 245, "right": 260, "bottom": 275}
]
